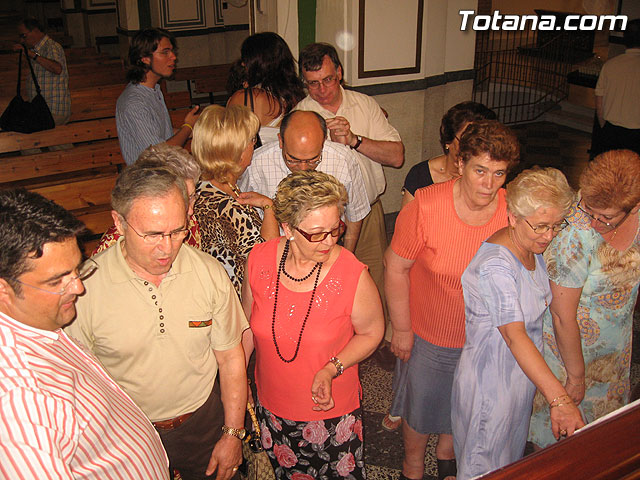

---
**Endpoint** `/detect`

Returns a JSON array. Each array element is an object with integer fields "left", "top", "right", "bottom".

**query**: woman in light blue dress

[
  {"left": 529, "top": 149, "right": 640, "bottom": 448},
  {"left": 451, "top": 167, "right": 584, "bottom": 480}
]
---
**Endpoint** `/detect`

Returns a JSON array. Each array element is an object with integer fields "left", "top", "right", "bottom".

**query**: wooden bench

[
  {"left": 0, "top": 85, "right": 192, "bottom": 255},
  {"left": 173, "top": 63, "right": 233, "bottom": 104}
]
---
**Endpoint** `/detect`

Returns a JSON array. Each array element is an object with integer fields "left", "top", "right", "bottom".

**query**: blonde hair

[
  {"left": 580, "top": 149, "right": 640, "bottom": 211},
  {"left": 506, "top": 167, "right": 575, "bottom": 218},
  {"left": 274, "top": 171, "right": 348, "bottom": 227},
  {"left": 191, "top": 105, "right": 260, "bottom": 182}
]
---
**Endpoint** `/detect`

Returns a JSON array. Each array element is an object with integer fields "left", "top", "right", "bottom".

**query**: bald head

[{"left": 279, "top": 111, "right": 327, "bottom": 171}]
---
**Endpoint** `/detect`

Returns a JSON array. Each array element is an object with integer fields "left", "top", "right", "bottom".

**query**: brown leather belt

[{"left": 152, "top": 411, "right": 194, "bottom": 431}]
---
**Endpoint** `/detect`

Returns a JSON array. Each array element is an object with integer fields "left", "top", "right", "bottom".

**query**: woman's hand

[
  {"left": 236, "top": 191, "right": 273, "bottom": 210},
  {"left": 564, "top": 378, "right": 585, "bottom": 405},
  {"left": 310, "top": 366, "right": 335, "bottom": 412},
  {"left": 550, "top": 401, "right": 585, "bottom": 440},
  {"left": 390, "top": 329, "right": 414, "bottom": 362}
]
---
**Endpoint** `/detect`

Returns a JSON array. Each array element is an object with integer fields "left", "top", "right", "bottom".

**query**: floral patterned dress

[{"left": 528, "top": 203, "right": 640, "bottom": 448}]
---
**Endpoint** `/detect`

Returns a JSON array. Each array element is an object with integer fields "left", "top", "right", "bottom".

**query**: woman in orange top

[
  {"left": 384, "top": 120, "right": 520, "bottom": 480},
  {"left": 241, "top": 171, "right": 384, "bottom": 479}
]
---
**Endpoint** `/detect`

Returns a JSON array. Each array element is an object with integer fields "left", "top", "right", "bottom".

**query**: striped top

[
  {"left": 116, "top": 82, "right": 174, "bottom": 165},
  {"left": 390, "top": 180, "right": 507, "bottom": 348},
  {"left": 0, "top": 312, "right": 169, "bottom": 479}
]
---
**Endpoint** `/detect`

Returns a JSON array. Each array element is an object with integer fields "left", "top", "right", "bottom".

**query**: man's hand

[
  {"left": 184, "top": 105, "right": 201, "bottom": 128},
  {"left": 326, "top": 116, "right": 357, "bottom": 147},
  {"left": 12, "top": 43, "right": 24, "bottom": 52},
  {"left": 205, "top": 434, "right": 243, "bottom": 479}
]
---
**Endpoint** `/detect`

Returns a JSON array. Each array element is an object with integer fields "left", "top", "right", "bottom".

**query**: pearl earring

[{"left": 289, "top": 236, "right": 295, "bottom": 241}]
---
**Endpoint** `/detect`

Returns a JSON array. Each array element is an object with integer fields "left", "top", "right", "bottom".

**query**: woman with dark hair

[
  {"left": 385, "top": 120, "right": 520, "bottom": 480},
  {"left": 401, "top": 101, "right": 497, "bottom": 207},
  {"left": 227, "top": 32, "right": 305, "bottom": 145},
  {"left": 528, "top": 149, "right": 640, "bottom": 449}
]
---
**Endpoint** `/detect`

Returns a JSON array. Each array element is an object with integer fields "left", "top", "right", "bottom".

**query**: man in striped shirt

[
  {"left": 0, "top": 189, "right": 169, "bottom": 479},
  {"left": 116, "top": 27, "right": 200, "bottom": 165}
]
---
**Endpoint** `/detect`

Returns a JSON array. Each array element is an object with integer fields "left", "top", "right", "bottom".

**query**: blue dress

[
  {"left": 451, "top": 242, "right": 550, "bottom": 480},
  {"left": 528, "top": 204, "right": 640, "bottom": 448}
]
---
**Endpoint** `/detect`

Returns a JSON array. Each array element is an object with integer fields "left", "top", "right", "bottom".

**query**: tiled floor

[{"left": 367, "top": 122, "right": 639, "bottom": 479}]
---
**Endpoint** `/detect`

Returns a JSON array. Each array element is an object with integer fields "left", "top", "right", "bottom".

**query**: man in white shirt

[
  {"left": 0, "top": 188, "right": 169, "bottom": 479},
  {"left": 296, "top": 43, "right": 404, "bottom": 361},
  {"left": 239, "top": 110, "right": 370, "bottom": 252}
]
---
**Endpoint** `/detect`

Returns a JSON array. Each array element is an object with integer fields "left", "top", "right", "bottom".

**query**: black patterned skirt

[{"left": 255, "top": 399, "right": 366, "bottom": 479}]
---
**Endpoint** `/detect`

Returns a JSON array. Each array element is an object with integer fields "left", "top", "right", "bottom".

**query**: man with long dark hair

[{"left": 116, "top": 27, "right": 199, "bottom": 164}]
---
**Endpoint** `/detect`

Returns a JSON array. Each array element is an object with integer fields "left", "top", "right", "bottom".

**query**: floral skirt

[{"left": 255, "top": 400, "right": 366, "bottom": 479}]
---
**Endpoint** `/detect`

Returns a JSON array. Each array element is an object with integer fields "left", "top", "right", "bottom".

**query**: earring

[
  {"left": 444, "top": 145, "right": 450, "bottom": 154},
  {"left": 289, "top": 236, "right": 295, "bottom": 241}
]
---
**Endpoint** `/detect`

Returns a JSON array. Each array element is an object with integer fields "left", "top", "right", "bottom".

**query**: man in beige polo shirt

[{"left": 66, "top": 156, "right": 248, "bottom": 480}]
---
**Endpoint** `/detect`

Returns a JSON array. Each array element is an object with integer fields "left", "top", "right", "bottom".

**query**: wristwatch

[
  {"left": 350, "top": 135, "right": 363, "bottom": 151},
  {"left": 221, "top": 425, "right": 247, "bottom": 440},
  {"left": 32, "top": 51, "right": 39, "bottom": 60}
]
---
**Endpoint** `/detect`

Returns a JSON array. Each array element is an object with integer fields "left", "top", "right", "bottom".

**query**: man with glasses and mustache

[
  {"left": 0, "top": 189, "right": 169, "bottom": 478},
  {"left": 295, "top": 43, "right": 405, "bottom": 368},
  {"left": 65, "top": 160, "right": 248, "bottom": 480},
  {"left": 239, "top": 110, "right": 370, "bottom": 252},
  {"left": 12, "top": 17, "right": 70, "bottom": 125},
  {"left": 116, "top": 28, "right": 200, "bottom": 165}
]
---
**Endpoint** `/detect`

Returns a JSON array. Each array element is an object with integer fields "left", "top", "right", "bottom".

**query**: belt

[{"left": 152, "top": 411, "right": 195, "bottom": 431}]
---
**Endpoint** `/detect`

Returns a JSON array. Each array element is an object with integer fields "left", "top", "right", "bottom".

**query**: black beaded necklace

[{"left": 272, "top": 240, "right": 323, "bottom": 363}]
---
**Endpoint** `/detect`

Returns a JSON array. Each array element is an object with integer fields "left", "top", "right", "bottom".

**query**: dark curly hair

[
  {"left": 458, "top": 119, "right": 520, "bottom": 170},
  {"left": 126, "top": 28, "right": 177, "bottom": 84},
  {"left": 0, "top": 189, "right": 86, "bottom": 295},
  {"left": 439, "top": 101, "right": 496, "bottom": 152},
  {"left": 226, "top": 32, "right": 305, "bottom": 116}
]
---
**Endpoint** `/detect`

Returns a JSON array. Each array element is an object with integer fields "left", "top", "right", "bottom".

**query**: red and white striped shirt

[{"left": 0, "top": 312, "right": 169, "bottom": 479}]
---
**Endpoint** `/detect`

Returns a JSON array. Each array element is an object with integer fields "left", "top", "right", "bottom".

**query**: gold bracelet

[
  {"left": 566, "top": 380, "right": 585, "bottom": 386},
  {"left": 329, "top": 356, "right": 344, "bottom": 377},
  {"left": 181, "top": 123, "right": 193, "bottom": 131},
  {"left": 549, "top": 394, "right": 571, "bottom": 406},
  {"left": 550, "top": 402, "right": 570, "bottom": 409}
]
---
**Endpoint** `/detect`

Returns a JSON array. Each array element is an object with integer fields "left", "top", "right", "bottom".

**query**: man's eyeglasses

[
  {"left": 14, "top": 259, "right": 98, "bottom": 296},
  {"left": 304, "top": 75, "right": 337, "bottom": 90},
  {"left": 576, "top": 199, "right": 631, "bottom": 232},
  {"left": 295, "top": 220, "right": 346, "bottom": 242},
  {"left": 282, "top": 149, "right": 323, "bottom": 167},
  {"left": 124, "top": 217, "right": 188, "bottom": 244},
  {"left": 523, "top": 218, "right": 568, "bottom": 234}
]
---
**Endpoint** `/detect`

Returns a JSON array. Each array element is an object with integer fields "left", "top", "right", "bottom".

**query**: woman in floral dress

[{"left": 528, "top": 149, "right": 640, "bottom": 448}]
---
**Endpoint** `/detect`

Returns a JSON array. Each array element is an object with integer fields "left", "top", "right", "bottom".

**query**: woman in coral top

[
  {"left": 384, "top": 120, "right": 520, "bottom": 480},
  {"left": 241, "top": 171, "right": 384, "bottom": 479}
]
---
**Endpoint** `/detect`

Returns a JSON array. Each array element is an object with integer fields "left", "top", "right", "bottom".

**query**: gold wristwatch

[{"left": 221, "top": 425, "right": 247, "bottom": 440}]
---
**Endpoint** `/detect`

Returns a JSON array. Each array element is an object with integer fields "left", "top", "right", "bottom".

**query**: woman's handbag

[
  {"left": 0, "top": 48, "right": 55, "bottom": 133},
  {"left": 240, "top": 402, "right": 275, "bottom": 480}
]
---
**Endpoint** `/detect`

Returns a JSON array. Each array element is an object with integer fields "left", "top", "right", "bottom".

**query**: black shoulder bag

[{"left": 0, "top": 48, "right": 55, "bottom": 133}]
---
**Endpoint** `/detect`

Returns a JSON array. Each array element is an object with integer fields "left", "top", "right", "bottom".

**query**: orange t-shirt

[
  {"left": 247, "top": 239, "right": 366, "bottom": 421},
  {"left": 391, "top": 179, "right": 507, "bottom": 348}
]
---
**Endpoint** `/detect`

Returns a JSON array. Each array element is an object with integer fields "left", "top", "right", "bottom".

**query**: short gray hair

[
  {"left": 137, "top": 143, "right": 201, "bottom": 184},
  {"left": 506, "top": 167, "right": 575, "bottom": 218},
  {"left": 111, "top": 162, "right": 187, "bottom": 218}
]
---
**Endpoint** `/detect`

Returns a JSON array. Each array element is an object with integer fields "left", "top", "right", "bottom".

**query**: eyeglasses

[
  {"left": 576, "top": 199, "right": 631, "bottom": 232},
  {"left": 14, "top": 259, "right": 98, "bottom": 296},
  {"left": 124, "top": 217, "right": 189, "bottom": 244},
  {"left": 282, "top": 149, "right": 323, "bottom": 167},
  {"left": 304, "top": 75, "right": 337, "bottom": 90},
  {"left": 295, "top": 220, "right": 346, "bottom": 242},
  {"left": 523, "top": 218, "right": 568, "bottom": 234}
]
